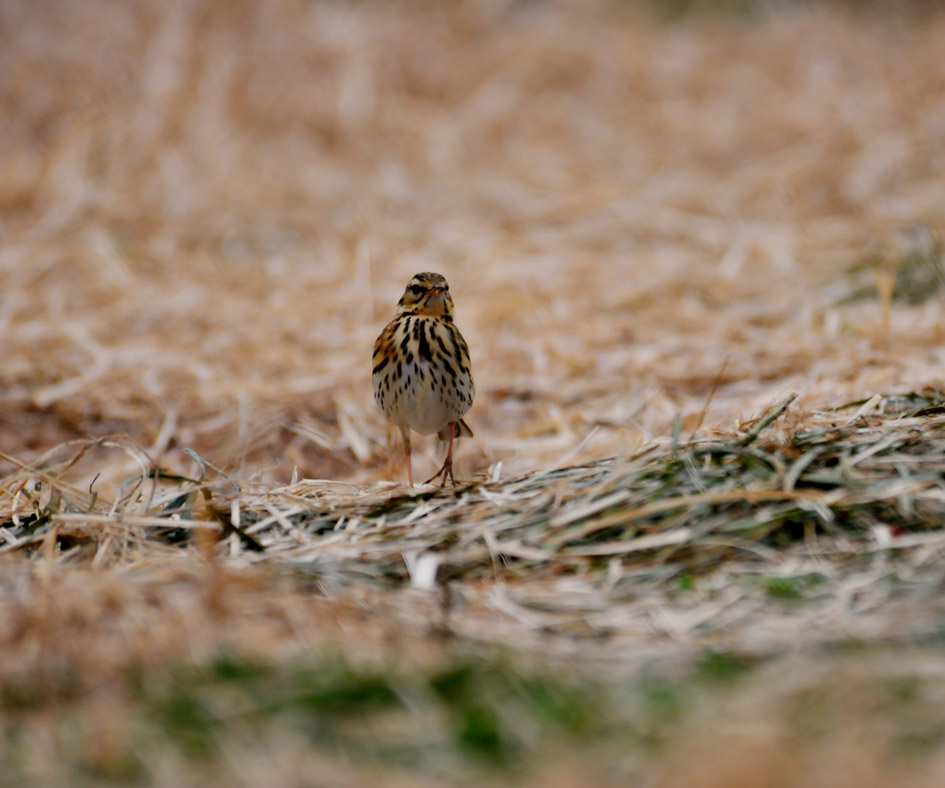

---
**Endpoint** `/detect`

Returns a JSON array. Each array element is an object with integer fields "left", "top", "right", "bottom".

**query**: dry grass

[{"left": 3, "top": 0, "right": 945, "bottom": 784}]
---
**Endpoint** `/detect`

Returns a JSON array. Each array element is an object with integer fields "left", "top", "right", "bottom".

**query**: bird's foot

[{"left": 423, "top": 455, "right": 454, "bottom": 487}]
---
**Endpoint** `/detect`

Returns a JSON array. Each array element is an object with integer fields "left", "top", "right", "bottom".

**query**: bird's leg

[
  {"left": 424, "top": 422, "right": 456, "bottom": 487},
  {"left": 400, "top": 425, "right": 414, "bottom": 487}
]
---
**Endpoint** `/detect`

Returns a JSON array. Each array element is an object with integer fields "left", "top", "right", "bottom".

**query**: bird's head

[{"left": 396, "top": 272, "right": 454, "bottom": 317}]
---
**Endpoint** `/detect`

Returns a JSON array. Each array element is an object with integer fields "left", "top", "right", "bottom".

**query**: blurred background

[
  {"left": 2, "top": 0, "right": 945, "bottom": 486},
  {"left": 5, "top": 3, "right": 945, "bottom": 786}
]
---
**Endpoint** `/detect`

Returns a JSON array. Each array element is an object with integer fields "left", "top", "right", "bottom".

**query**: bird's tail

[{"left": 438, "top": 418, "right": 473, "bottom": 441}]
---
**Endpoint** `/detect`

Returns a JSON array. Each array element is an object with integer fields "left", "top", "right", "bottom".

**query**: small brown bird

[{"left": 372, "top": 272, "right": 475, "bottom": 486}]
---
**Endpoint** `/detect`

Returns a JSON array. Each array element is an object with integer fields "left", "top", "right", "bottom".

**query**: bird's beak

[{"left": 430, "top": 284, "right": 445, "bottom": 294}]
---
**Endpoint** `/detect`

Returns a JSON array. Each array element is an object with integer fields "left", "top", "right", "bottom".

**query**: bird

[{"left": 372, "top": 272, "right": 475, "bottom": 486}]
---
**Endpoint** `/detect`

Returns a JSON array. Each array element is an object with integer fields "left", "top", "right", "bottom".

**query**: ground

[{"left": 2, "top": 0, "right": 945, "bottom": 785}]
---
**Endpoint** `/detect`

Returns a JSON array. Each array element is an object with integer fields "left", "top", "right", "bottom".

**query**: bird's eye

[{"left": 409, "top": 284, "right": 425, "bottom": 296}]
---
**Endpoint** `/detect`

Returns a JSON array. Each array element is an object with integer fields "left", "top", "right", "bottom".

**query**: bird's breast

[{"left": 372, "top": 316, "right": 474, "bottom": 435}]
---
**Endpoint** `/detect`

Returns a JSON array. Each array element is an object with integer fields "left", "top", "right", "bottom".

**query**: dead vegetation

[{"left": 3, "top": 0, "right": 945, "bottom": 785}]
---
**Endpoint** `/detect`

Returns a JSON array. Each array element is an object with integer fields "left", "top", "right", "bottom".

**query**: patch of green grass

[
  {"left": 138, "top": 653, "right": 405, "bottom": 763},
  {"left": 292, "top": 663, "right": 399, "bottom": 713},
  {"left": 118, "top": 652, "right": 706, "bottom": 778},
  {"left": 127, "top": 654, "right": 626, "bottom": 773},
  {"left": 765, "top": 576, "right": 804, "bottom": 599},
  {"left": 426, "top": 659, "right": 610, "bottom": 766},
  {"left": 7, "top": 645, "right": 945, "bottom": 786},
  {"left": 676, "top": 571, "right": 696, "bottom": 591},
  {"left": 428, "top": 661, "right": 481, "bottom": 705},
  {"left": 695, "top": 650, "right": 762, "bottom": 684},
  {"left": 456, "top": 705, "right": 510, "bottom": 763},
  {"left": 516, "top": 674, "right": 600, "bottom": 736},
  {"left": 151, "top": 688, "right": 218, "bottom": 759},
  {"left": 763, "top": 572, "right": 828, "bottom": 601}
]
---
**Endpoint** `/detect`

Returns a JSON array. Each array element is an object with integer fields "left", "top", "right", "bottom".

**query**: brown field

[{"left": 3, "top": 0, "right": 945, "bottom": 785}]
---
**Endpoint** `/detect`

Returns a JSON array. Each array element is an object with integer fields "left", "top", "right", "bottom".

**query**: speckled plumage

[{"left": 373, "top": 272, "right": 474, "bottom": 485}]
